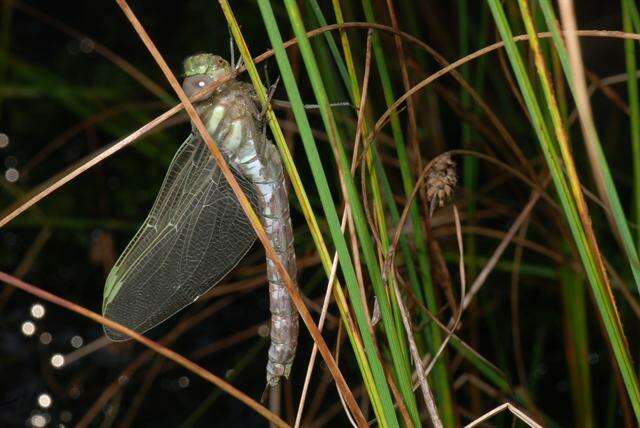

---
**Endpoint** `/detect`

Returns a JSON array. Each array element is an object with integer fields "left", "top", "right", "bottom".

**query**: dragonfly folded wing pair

[{"left": 102, "top": 53, "right": 299, "bottom": 387}]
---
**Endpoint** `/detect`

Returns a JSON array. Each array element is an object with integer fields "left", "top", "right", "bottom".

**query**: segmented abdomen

[
  {"left": 206, "top": 82, "right": 299, "bottom": 386},
  {"left": 260, "top": 161, "right": 298, "bottom": 385}
]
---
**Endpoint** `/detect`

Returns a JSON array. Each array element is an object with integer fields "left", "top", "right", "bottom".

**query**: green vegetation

[{"left": 1, "top": 1, "right": 639, "bottom": 426}]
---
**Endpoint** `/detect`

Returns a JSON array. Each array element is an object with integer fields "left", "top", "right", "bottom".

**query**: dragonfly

[{"left": 102, "top": 53, "right": 299, "bottom": 387}]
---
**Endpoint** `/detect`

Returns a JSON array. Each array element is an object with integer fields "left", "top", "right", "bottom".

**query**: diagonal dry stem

[
  {"left": 424, "top": 205, "right": 466, "bottom": 376},
  {"left": 294, "top": 29, "right": 375, "bottom": 428},
  {"left": 391, "top": 265, "right": 443, "bottom": 428},
  {"left": 4, "top": 25, "right": 637, "bottom": 231},
  {"left": 0, "top": 271, "right": 287, "bottom": 427},
  {"left": 113, "top": 1, "right": 364, "bottom": 424},
  {"left": 5, "top": 0, "right": 173, "bottom": 103}
]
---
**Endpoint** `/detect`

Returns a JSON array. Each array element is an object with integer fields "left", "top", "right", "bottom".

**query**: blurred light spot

[
  {"left": 118, "top": 375, "right": 129, "bottom": 385},
  {"left": 178, "top": 376, "right": 190, "bottom": 388},
  {"left": 59, "top": 411, "right": 72, "bottom": 422},
  {"left": 37, "top": 393, "right": 52, "bottom": 409},
  {"left": 30, "top": 414, "right": 46, "bottom": 427},
  {"left": 258, "top": 324, "right": 270, "bottom": 338},
  {"left": 5, "top": 167, "right": 19, "bottom": 182},
  {"left": 21, "top": 321, "right": 36, "bottom": 336},
  {"left": 70, "top": 335, "right": 83, "bottom": 348},
  {"left": 50, "top": 354, "right": 65, "bottom": 368},
  {"left": 79, "top": 38, "right": 95, "bottom": 54},
  {"left": 588, "top": 352, "right": 600, "bottom": 365},
  {"left": 105, "top": 404, "right": 116, "bottom": 416},
  {"left": 0, "top": 133, "right": 8, "bottom": 148},
  {"left": 31, "top": 303, "right": 46, "bottom": 319},
  {"left": 225, "top": 369, "right": 235, "bottom": 379},
  {"left": 39, "top": 332, "right": 52, "bottom": 345}
]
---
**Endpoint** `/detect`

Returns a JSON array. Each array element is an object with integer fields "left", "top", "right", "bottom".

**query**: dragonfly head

[{"left": 182, "top": 53, "right": 232, "bottom": 97}]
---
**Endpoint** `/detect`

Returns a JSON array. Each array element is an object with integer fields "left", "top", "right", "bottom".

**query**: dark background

[{"left": 0, "top": 1, "right": 631, "bottom": 427}]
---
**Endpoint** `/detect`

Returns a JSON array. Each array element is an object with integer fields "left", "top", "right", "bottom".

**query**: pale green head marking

[{"left": 183, "top": 53, "right": 230, "bottom": 80}]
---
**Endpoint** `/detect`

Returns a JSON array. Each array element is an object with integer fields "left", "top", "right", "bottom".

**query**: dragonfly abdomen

[{"left": 209, "top": 82, "right": 299, "bottom": 386}]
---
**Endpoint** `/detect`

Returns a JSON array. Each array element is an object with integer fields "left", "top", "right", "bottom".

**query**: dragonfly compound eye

[{"left": 182, "top": 74, "right": 213, "bottom": 98}]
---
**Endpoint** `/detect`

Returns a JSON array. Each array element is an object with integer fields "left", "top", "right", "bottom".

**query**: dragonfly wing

[{"left": 103, "top": 134, "right": 258, "bottom": 340}]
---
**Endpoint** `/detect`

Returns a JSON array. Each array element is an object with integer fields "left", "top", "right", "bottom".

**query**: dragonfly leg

[
  {"left": 228, "top": 28, "right": 235, "bottom": 69},
  {"left": 258, "top": 77, "right": 280, "bottom": 139}
]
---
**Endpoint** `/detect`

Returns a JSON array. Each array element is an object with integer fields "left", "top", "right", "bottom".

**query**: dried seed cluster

[{"left": 426, "top": 154, "right": 457, "bottom": 215}]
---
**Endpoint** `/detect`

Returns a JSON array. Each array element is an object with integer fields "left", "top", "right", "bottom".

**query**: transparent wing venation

[{"left": 103, "top": 134, "right": 258, "bottom": 340}]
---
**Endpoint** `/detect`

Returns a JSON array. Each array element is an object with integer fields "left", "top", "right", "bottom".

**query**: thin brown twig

[
  {"left": 453, "top": 373, "right": 499, "bottom": 398},
  {"left": 457, "top": 181, "right": 550, "bottom": 314},
  {"left": 510, "top": 215, "right": 531, "bottom": 390},
  {"left": 385, "top": 0, "right": 422, "bottom": 179},
  {"left": 310, "top": 385, "right": 365, "bottom": 428},
  {"left": 424, "top": 206, "right": 466, "bottom": 378},
  {"left": 119, "top": 356, "right": 164, "bottom": 428},
  {"left": 77, "top": 296, "right": 238, "bottom": 426},
  {"left": 21, "top": 101, "right": 166, "bottom": 176},
  {"left": 0, "top": 101, "right": 184, "bottom": 228},
  {"left": 431, "top": 225, "right": 562, "bottom": 262},
  {"left": 3, "top": 25, "right": 634, "bottom": 231},
  {"left": 303, "top": 369, "right": 332, "bottom": 425},
  {"left": 6, "top": 0, "right": 172, "bottom": 102},
  {"left": 294, "top": 29, "right": 375, "bottom": 428},
  {"left": 2, "top": 21, "right": 636, "bottom": 422},
  {"left": 80, "top": 248, "right": 320, "bottom": 425},
  {"left": 379, "top": 360, "right": 414, "bottom": 427},
  {"left": 119, "top": 323, "right": 265, "bottom": 427},
  {"left": 384, "top": 150, "right": 548, "bottom": 282},
  {"left": 0, "top": 227, "right": 51, "bottom": 312},
  {"left": 584, "top": 70, "right": 630, "bottom": 115},
  {"left": 606, "top": 259, "right": 640, "bottom": 320},
  {"left": 406, "top": 287, "right": 511, "bottom": 395},
  {"left": 391, "top": 254, "right": 442, "bottom": 428},
  {"left": 371, "top": 29, "right": 640, "bottom": 143},
  {"left": 0, "top": 271, "right": 287, "bottom": 427},
  {"left": 57, "top": 336, "right": 112, "bottom": 368},
  {"left": 188, "top": 323, "right": 263, "bottom": 361},
  {"left": 115, "top": 1, "right": 364, "bottom": 424},
  {"left": 496, "top": 29, "right": 530, "bottom": 122}
]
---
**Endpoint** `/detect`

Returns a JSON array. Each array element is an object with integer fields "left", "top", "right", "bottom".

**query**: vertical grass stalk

[{"left": 490, "top": 0, "right": 640, "bottom": 422}]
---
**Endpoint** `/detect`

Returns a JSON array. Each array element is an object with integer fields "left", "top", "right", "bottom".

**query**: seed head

[{"left": 426, "top": 154, "right": 457, "bottom": 216}]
